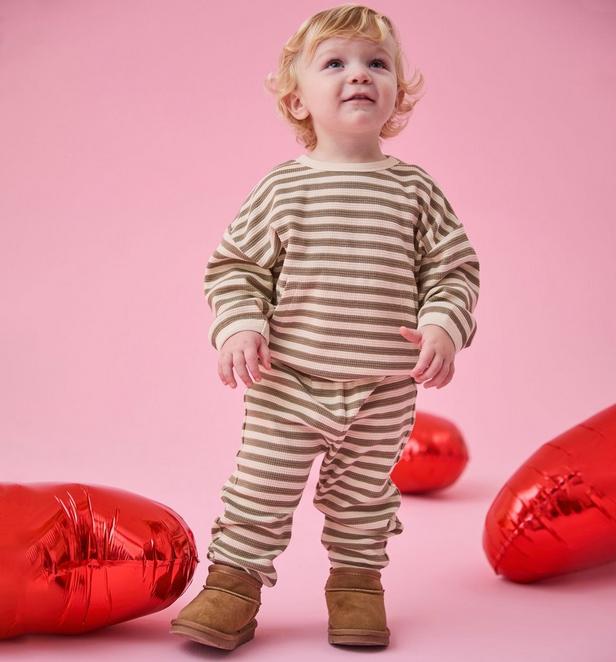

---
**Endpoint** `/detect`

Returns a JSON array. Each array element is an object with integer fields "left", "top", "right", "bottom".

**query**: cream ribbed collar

[{"left": 295, "top": 153, "right": 399, "bottom": 172}]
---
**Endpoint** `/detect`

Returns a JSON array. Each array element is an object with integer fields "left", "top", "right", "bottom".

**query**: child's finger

[
  {"left": 258, "top": 340, "right": 272, "bottom": 369},
  {"left": 399, "top": 325, "right": 422, "bottom": 345},
  {"left": 424, "top": 361, "right": 449, "bottom": 388},
  {"left": 234, "top": 354, "right": 254, "bottom": 387},
  {"left": 434, "top": 363, "right": 455, "bottom": 389},
  {"left": 410, "top": 347, "right": 435, "bottom": 379},
  {"left": 219, "top": 355, "right": 237, "bottom": 388},
  {"left": 416, "top": 355, "right": 444, "bottom": 383}
]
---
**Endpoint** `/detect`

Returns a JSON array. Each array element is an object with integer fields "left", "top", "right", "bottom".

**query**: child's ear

[{"left": 287, "top": 90, "right": 310, "bottom": 120}]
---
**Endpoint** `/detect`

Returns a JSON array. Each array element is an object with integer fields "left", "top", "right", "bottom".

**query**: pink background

[{"left": 2, "top": 0, "right": 615, "bottom": 659}]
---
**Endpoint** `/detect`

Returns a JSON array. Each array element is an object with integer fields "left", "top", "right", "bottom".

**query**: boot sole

[
  {"left": 169, "top": 617, "right": 257, "bottom": 650},
  {"left": 328, "top": 627, "right": 390, "bottom": 646}
]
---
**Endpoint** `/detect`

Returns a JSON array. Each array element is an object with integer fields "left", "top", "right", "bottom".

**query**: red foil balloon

[
  {"left": 391, "top": 411, "right": 469, "bottom": 493},
  {"left": 0, "top": 482, "right": 199, "bottom": 639},
  {"left": 483, "top": 404, "right": 616, "bottom": 582}
]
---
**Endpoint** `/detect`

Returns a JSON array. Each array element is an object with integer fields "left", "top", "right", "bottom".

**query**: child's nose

[
  {"left": 349, "top": 71, "right": 371, "bottom": 83},
  {"left": 346, "top": 66, "right": 371, "bottom": 83}
]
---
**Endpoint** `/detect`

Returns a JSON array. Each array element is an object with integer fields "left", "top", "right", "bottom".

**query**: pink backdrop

[{"left": 2, "top": 0, "right": 615, "bottom": 659}]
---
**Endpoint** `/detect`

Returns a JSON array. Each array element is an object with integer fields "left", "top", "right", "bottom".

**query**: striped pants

[{"left": 206, "top": 358, "right": 417, "bottom": 588}]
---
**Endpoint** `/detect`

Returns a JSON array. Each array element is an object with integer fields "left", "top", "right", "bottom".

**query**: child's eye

[{"left": 324, "top": 58, "right": 388, "bottom": 69}]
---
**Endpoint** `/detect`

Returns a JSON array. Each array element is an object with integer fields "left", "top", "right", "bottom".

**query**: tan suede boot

[
  {"left": 169, "top": 562, "right": 263, "bottom": 650},
  {"left": 325, "top": 566, "right": 390, "bottom": 646}
]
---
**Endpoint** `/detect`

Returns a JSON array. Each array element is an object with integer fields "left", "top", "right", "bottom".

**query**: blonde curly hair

[{"left": 264, "top": 4, "right": 425, "bottom": 152}]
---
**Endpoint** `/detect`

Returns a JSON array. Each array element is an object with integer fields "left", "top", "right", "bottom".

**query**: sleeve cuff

[{"left": 209, "top": 318, "right": 270, "bottom": 351}]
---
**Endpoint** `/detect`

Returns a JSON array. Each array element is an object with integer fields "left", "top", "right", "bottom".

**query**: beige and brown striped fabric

[
  {"left": 206, "top": 358, "right": 417, "bottom": 587},
  {"left": 204, "top": 152, "right": 480, "bottom": 381}
]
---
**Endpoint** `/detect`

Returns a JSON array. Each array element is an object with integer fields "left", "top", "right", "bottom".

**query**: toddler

[{"left": 171, "top": 3, "right": 480, "bottom": 650}]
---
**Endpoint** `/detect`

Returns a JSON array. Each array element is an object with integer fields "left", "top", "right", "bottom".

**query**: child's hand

[
  {"left": 218, "top": 331, "right": 272, "bottom": 389},
  {"left": 399, "top": 325, "right": 456, "bottom": 389}
]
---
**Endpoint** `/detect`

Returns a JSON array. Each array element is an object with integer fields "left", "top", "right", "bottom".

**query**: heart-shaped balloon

[
  {"left": 0, "top": 482, "right": 199, "bottom": 639},
  {"left": 390, "top": 411, "right": 469, "bottom": 493},
  {"left": 483, "top": 403, "right": 616, "bottom": 582}
]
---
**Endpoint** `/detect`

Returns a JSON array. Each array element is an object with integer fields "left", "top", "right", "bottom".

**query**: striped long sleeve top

[{"left": 204, "top": 153, "right": 480, "bottom": 382}]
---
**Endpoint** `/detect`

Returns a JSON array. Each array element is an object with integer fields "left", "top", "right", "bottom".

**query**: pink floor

[{"left": 3, "top": 467, "right": 615, "bottom": 661}]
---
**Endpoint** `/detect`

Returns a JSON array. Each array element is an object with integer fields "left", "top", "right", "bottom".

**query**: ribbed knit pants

[{"left": 206, "top": 358, "right": 417, "bottom": 588}]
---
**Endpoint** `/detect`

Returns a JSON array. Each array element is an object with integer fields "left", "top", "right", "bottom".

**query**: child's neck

[{"left": 307, "top": 142, "right": 386, "bottom": 163}]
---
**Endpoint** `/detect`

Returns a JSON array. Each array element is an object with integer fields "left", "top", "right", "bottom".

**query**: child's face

[{"left": 290, "top": 34, "right": 399, "bottom": 144}]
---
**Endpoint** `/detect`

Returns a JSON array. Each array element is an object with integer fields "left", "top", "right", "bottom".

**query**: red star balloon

[
  {"left": 391, "top": 411, "right": 469, "bottom": 493},
  {"left": 0, "top": 482, "right": 198, "bottom": 639},
  {"left": 483, "top": 403, "right": 616, "bottom": 582}
]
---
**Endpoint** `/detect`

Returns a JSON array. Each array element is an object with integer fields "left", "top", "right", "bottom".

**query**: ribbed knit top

[{"left": 204, "top": 155, "right": 480, "bottom": 381}]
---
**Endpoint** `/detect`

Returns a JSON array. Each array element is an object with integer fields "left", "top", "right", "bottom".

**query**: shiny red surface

[
  {"left": 0, "top": 483, "right": 198, "bottom": 639},
  {"left": 483, "top": 404, "right": 616, "bottom": 582},
  {"left": 391, "top": 411, "right": 469, "bottom": 493}
]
